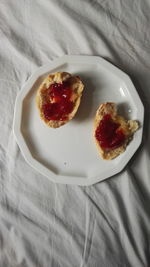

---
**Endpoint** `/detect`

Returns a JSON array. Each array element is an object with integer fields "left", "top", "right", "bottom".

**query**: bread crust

[
  {"left": 94, "top": 103, "right": 139, "bottom": 160},
  {"left": 36, "top": 72, "right": 84, "bottom": 128}
]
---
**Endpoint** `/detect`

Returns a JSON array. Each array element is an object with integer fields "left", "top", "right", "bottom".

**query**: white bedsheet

[{"left": 0, "top": 1, "right": 150, "bottom": 266}]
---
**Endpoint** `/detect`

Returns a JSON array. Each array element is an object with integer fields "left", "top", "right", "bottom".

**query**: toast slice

[
  {"left": 94, "top": 102, "right": 139, "bottom": 160},
  {"left": 36, "top": 72, "right": 84, "bottom": 128}
]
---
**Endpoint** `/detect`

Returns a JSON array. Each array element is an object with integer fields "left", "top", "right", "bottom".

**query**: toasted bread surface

[
  {"left": 36, "top": 72, "right": 84, "bottom": 128},
  {"left": 94, "top": 103, "right": 139, "bottom": 160}
]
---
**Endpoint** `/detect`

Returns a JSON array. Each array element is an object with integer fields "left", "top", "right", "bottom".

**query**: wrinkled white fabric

[{"left": 0, "top": 0, "right": 150, "bottom": 266}]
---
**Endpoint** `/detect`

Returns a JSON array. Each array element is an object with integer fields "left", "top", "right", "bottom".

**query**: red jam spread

[
  {"left": 95, "top": 114, "right": 125, "bottom": 149},
  {"left": 42, "top": 82, "right": 74, "bottom": 121}
]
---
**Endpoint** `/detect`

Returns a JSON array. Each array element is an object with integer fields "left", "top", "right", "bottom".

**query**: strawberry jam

[
  {"left": 48, "top": 82, "right": 72, "bottom": 103},
  {"left": 95, "top": 114, "right": 125, "bottom": 149},
  {"left": 42, "top": 82, "right": 74, "bottom": 121}
]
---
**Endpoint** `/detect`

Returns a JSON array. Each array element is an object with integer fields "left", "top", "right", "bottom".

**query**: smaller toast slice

[
  {"left": 94, "top": 102, "right": 139, "bottom": 160},
  {"left": 36, "top": 72, "right": 84, "bottom": 128}
]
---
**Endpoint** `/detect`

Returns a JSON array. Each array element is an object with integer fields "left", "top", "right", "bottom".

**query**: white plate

[{"left": 13, "top": 55, "right": 144, "bottom": 186}]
